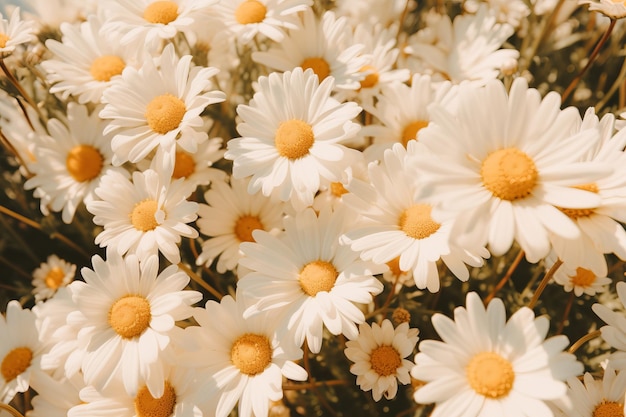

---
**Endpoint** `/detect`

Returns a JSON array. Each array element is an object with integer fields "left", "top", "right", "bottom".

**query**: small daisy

[
  {"left": 87, "top": 168, "right": 199, "bottom": 264},
  {"left": 345, "top": 319, "right": 419, "bottom": 401},
  {"left": 546, "top": 251, "right": 612, "bottom": 297},
  {"left": 0, "top": 8, "right": 36, "bottom": 57},
  {"left": 67, "top": 252, "right": 202, "bottom": 397},
  {"left": 225, "top": 67, "right": 362, "bottom": 207},
  {"left": 411, "top": 292, "right": 583, "bottom": 416},
  {"left": 196, "top": 176, "right": 285, "bottom": 274},
  {"left": 181, "top": 294, "right": 307, "bottom": 417},
  {"left": 579, "top": 0, "right": 626, "bottom": 19},
  {"left": 24, "top": 103, "right": 125, "bottom": 224},
  {"left": 100, "top": 43, "right": 225, "bottom": 169},
  {"left": 593, "top": 282, "right": 626, "bottom": 370},
  {"left": 237, "top": 207, "right": 385, "bottom": 353},
  {"left": 31, "top": 254, "right": 76, "bottom": 302}
]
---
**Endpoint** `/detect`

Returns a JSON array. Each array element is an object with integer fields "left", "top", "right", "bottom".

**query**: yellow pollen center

[
  {"left": 108, "top": 295, "right": 152, "bottom": 339},
  {"left": 66, "top": 145, "right": 104, "bottom": 183},
  {"left": 44, "top": 267, "right": 66, "bottom": 290},
  {"left": 593, "top": 401, "right": 624, "bottom": 417},
  {"left": 301, "top": 57, "right": 331, "bottom": 81},
  {"left": 274, "top": 119, "right": 315, "bottom": 160},
  {"left": 398, "top": 204, "right": 440, "bottom": 239},
  {"left": 481, "top": 148, "right": 538, "bottom": 201},
  {"left": 370, "top": 345, "right": 402, "bottom": 377},
  {"left": 570, "top": 267, "right": 597, "bottom": 288},
  {"left": 0, "top": 34, "right": 9, "bottom": 48},
  {"left": 172, "top": 151, "right": 196, "bottom": 179},
  {"left": 1, "top": 347, "right": 33, "bottom": 383},
  {"left": 466, "top": 352, "right": 515, "bottom": 399},
  {"left": 130, "top": 199, "right": 160, "bottom": 232},
  {"left": 386, "top": 256, "right": 403, "bottom": 277},
  {"left": 558, "top": 183, "right": 599, "bottom": 219},
  {"left": 235, "top": 0, "right": 267, "bottom": 24},
  {"left": 299, "top": 260, "right": 338, "bottom": 296},
  {"left": 234, "top": 215, "right": 264, "bottom": 243},
  {"left": 145, "top": 94, "right": 186, "bottom": 134},
  {"left": 392, "top": 307, "right": 411, "bottom": 325},
  {"left": 230, "top": 333, "right": 273, "bottom": 375},
  {"left": 401, "top": 120, "right": 429, "bottom": 146},
  {"left": 143, "top": 1, "right": 179, "bottom": 24},
  {"left": 359, "top": 65, "right": 379, "bottom": 89},
  {"left": 134, "top": 381, "right": 176, "bottom": 417},
  {"left": 330, "top": 182, "right": 348, "bottom": 197},
  {"left": 90, "top": 55, "right": 125, "bottom": 82}
]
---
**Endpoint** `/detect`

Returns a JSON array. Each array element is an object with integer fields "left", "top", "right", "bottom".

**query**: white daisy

[
  {"left": 412, "top": 77, "right": 609, "bottom": 263},
  {"left": 21, "top": 0, "right": 96, "bottom": 27},
  {"left": 31, "top": 254, "right": 76, "bottom": 302},
  {"left": 27, "top": 372, "right": 84, "bottom": 417},
  {"left": 579, "top": 0, "right": 626, "bottom": 19},
  {"left": 100, "top": 43, "right": 225, "bottom": 169},
  {"left": 196, "top": 176, "right": 285, "bottom": 274},
  {"left": 225, "top": 67, "right": 362, "bottom": 207},
  {"left": 24, "top": 103, "right": 124, "bottom": 224},
  {"left": 87, "top": 168, "right": 199, "bottom": 264},
  {"left": 237, "top": 207, "right": 385, "bottom": 353},
  {"left": 67, "top": 252, "right": 202, "bottom": 397},
  {"left": 549, "top": 256, "right": 612, "bottom": 297},
  {"left": 181, "top": 294, "right": 307, "bottom": 417},
  {"left": 0, "top": 91, "right": 39, "bottom": 172},
  {"left": 334, "top": 0, "right": 415, "bottom": 27},
  {"left": 412, "top": 292, "right": 584, "bottom": 417},
  {"left": 345, "top": 319, "right": 419, "bottom": 401},
  {"left": 593, "top": 282, "right": 626, "bottom": 370},
  {"left": 0, "top": 8, "right": 36, "bottom": 57}
]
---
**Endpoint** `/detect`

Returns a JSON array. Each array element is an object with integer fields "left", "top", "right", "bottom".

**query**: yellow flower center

[
  {"left": 398, "top": 204, "right": 440, "bottom": 239},
  {"left": 466, "top": 352, "right": 515, "bottom": 399},
  {"left": 234, "top": 215, "right": 264, "bottom": 243},
  {"left": 134, "top": 381, "right": 176, "bottom": 417},
  {"left": 90, "top": 55, "right": 125, "bottom": 82},
  {"left": 370, "top": 345, "right": 402, "bottom": 377},
  {"left": 1, "top": 347, "right": 33, "bottom": 383},
  {"left": 558, "top": 183, "right": 599, "bottom": 219},
  {"left": 108, "top": 295, "right": 152, "bottom": 339},
  {"left": 401, "top": 120, "right": 429, "bottom": 146},
  {"left": 299, "top": 260, "right": 338, "bottom": 296},
  {"left": 44, "top": 267, "right": 66, "bottom": 290},
  {"left": 130, "top": 199, "right": 160, "bottom": 232},
  {"left": 145, "top": 94, "right": 186, "bottom": 135},
  {"left": 230, "top": 333, "right": 272, "bottom": 375},
  {"left": 274, "top": 119, "right": 315, "bottom": 160},
  {"left": 392, "top": 307, "right": 411, "bottom": 325},
  {"left": 172, "top": 151, "right": 196, "bottom": 179},
  {"left": 144, "top": 1, "right": 179, "bottom": 24},
  {"left": 386, "top": 256, "right": 403, "bottom": 277},
  {"left": 0, "top": 33, "right": 9, "bottom": 48},
  {"left": 570, "top": 267, "right": 597, "bottom": 288},
  {"left": 480, "top": 148, "right": 538, "bottom": 201},
  {"left": 593, "top": 401, "right": 624, "bottom": 417},
  {"left": 66, "top": 144, "right": 104, "bottom": 183},
  {"left": 330, "top": 181, "right": 348, "bottom": 197},
  {"left": 235, "top": 0, "right": 267, "bottom": 24},
  {"left": 359, "top": 65, "right": 379, "bottom": 89},
  {"left": 301, "top": 57, "right": 331, "bottom": 81}
]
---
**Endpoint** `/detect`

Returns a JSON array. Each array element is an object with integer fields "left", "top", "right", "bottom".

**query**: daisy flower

[
  {"left": 100, "top": 43, "right": 225, "bottom": 169},
  {"left": 213, "top": 0, "right": 312, "bottom": 45},
  {"left": 579, "top": 0, "right": 626, "bottom": 19},
  {"left": 225, "top": 67, "right": 362, "bottom": 207},
  {"left": 28, "top": 372, "right": 84, "bottom": 417},
  {"left": 344, "top": 319, "right": 419, "bottom": 401},
  {"left": 237, "top": 207, "right": 385, "bottom": 353},
  {"left": 87, "top": 168, "right": 199, "bottom": 264},
  {"left": 547, "top": 254, "right": 612, "bottom": 297},
  {"left": 411, "top": 292, "right": 583, "bottom": 417},
  {"left": 181, "top": 294, "right": 307, "bottom": 417},
  {"left": 334, "top": 0, "right": 415, "bottom": 27},
  {"left": 31, "top": 254, "right": 76, "bottom": 302},
  {"left": 412, "top": 77, "right": 609, "bottom": 263},
  {"left": 251, "top": 9, "right": 368, "bottom": 90},
  {"left": 195, "top": 176, "right": 285, "bottom": 274},
  {"left": 24, "top": 103, "right": 125, "bottom": 224},
  {"left": 0, "top": 8, "right": 36, "bottom": 57},
  {"left": 67, "top": 252, "right": 202, "bottom": 397},
  {"left": 593, "top": 281, "right": 626, "bottom": 370}
]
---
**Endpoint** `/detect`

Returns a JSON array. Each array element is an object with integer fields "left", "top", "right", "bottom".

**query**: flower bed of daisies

[{"left": 0, "top": 0, "right": 625, "bottom": 416}]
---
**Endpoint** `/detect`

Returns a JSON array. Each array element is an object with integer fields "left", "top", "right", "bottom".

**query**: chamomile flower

[
  {"left": 67, "top": 252, "right": 202, "bottom": 397},
  {"left": 593, "top": 281, "right": 626, "bottom": 370},
  {"left": 196, "top": 176, "right": 285, "bottom": 274},
  {"left": 31, "top": 254, "right": 76, "bottom": 302},
  {"left": 100, "top": 43, "right": 225, "bottom": 169},
  {"left": 345, "top": 319, "right": 419, "bottom": 401},
  {"left": 28, "top": 372, "right": 84, "bottom": 417},
  {"left": 579, "top": 0, "right": 626, "bottom": 19},
  {"left": 412, "top": 292, "right": 583, "bottom": 417},
  {"left": 547, "top": 254, "right": 612, "bottom": 297},
  {"left": 225, "top": 67, "right": 362, "bottom": 208},
  {"left": 87, "top": 168, "right": 199, "bottom": 264},
  {"left": 237, "top": 207, "right": 385, "bottom": 353},
  {"left": 334, "top": 0, "right": 415, "bottom": 27},
  {"left": 0, "top": 8, "right": 36, "bottom": 57}
]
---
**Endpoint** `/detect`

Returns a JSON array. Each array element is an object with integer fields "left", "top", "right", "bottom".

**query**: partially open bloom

[
  {"left": 0, "top": 8, "right": 36, "bottom": 57},
  {"left": 31, "top": 254, "right": 76, "bottom": 302}
]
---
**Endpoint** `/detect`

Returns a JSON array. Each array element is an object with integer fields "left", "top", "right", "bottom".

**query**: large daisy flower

[
  {"left": 412, "top": 77, "right": 609, "bottom": 263},
  {"left": 67, "top": 252, "right": 202, "bottom": 397},
  {"left": 31, "top": 254, "right": 76, "bottom": 302},
  {"left": 237, "top": 207, "right": 385, "bottom": 353},
  {"left": 225, "top": 67, "right": 362, "bottom": 208},
  {"left": 87, "top": 168, "right": 199, "bottom": 264},
  {"left": 411, "top": 292, "right": 583, "bottom": 416},
  {"left": 0, "top": 8, "right": 36, "bottom": 57},
  {"left": 593, "top": 281, "right": 626, "bottom": 370},
  {"left": 100, "top": 43, "right": 225, "bottom": 169}
]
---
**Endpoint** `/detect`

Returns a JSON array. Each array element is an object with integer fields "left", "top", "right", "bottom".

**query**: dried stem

[
  {"left": 0, "top": 403, "right": 25, "bottom": 417},
  {"left": 528, "top": 258, "right": 563, "bottom": 309},
  {"left": 484, "top": 249, "right": 525, "bottom": 305},
  {"left": 177, "top": 261, "right": 223, "bottom": 300},
  {"left": 556, "top": 291, "right": 575, "bottom": 335},
  {"left": 568, "top": 329, "right": 601, "bottom": 354}
]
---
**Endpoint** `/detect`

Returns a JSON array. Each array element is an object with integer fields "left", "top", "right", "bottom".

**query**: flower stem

[
  {"left": 568, "top": 329, "right": 601, "bottom": 354},
  {"left": 528, "top": 258, "right": 562, "bottom": 309},
  {"left": 484, "top": 249, "right": 525, "bottom": 305},
  {"left": 556, "top": 291, "right": 575, "bottom": 335},
  {"left": 0, "top": 403, "right": 25, "bottom": 417},
  {"left": 177, "top": 262, "right": 223, "bottom": 300}
]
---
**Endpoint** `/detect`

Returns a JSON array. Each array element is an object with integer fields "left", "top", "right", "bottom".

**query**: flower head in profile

[
  {"left": 579, "top": 0, "right": 626, "bottom": 19},
  {"left": 0, "top": 8, "right": 36, "bottom": 57},
  {"left": 31, "top": 254, "right": 76, "bottom": 302}
]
